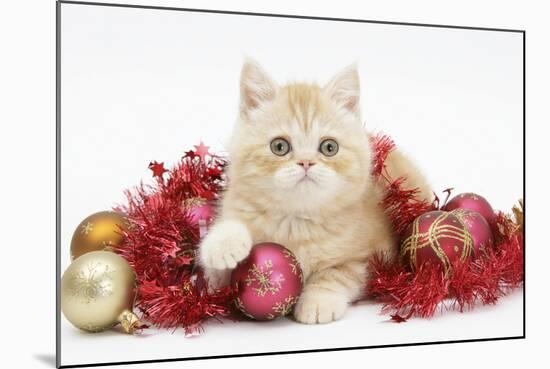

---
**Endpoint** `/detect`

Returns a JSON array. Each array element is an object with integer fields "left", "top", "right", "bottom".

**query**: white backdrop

[{"left": 59, "top": 2, "right": 523, "bottom": 367}]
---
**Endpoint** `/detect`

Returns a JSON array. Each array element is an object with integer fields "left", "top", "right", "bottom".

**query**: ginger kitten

[{"left": 199, "top": 60, "right": 431, "bottom": 324}]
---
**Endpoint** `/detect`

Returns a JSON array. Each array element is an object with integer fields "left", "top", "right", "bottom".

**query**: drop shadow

[{"left": 33, "top": 353, "right": 56, "bottom": 367}]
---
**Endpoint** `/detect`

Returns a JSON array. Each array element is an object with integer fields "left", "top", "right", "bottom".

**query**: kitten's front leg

[
  {"left": 293, "top": 261, "right": 366, "bottom": 324},
  {"left": 199, "top": 219, "right": 253, "bottom": 289},
  {"left": 201, "top": 267, "right": 231, "bottom": 292}
]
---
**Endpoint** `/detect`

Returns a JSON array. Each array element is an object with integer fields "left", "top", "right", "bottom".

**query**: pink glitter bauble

[
  {"left": 188, "top": 203, "right": 214, "bottom": 225},
  {"left": 400, "top": 210, "right": 474, "bottom": 276},
  {"left": 231, "top": 243, "right": 303, "bottom": 321},
  {"left": 182, "top": 198, "right": 215, "bottom": 239},
  {"left": 444, "top": 192, "right": 496, "bottom": 228},
  {"left": 451, "top": 209, "right": 494, "bottom": 258}
]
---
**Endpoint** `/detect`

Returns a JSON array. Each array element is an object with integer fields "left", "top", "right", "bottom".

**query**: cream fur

[{"left": 199, "top": 60, "right": 431, "bottom": 324}]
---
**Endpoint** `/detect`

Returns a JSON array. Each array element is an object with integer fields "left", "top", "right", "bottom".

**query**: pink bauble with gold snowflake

[
  {"left": 182, "top": 197, "right": 215, "bottom": 238},
  {"left": 231, "top": 243, "right": 303, "bottom": 320}
]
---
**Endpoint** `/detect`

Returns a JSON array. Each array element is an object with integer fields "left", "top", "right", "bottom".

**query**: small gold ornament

[
  {"left": 70, "top": 211, "right": 129, "bottom": 260},
  {"left": 61, "top": 251, "right": 142, "bottom": 333},
  {"left": 512, "top": 199, "right": 524, "bottom": 232}
]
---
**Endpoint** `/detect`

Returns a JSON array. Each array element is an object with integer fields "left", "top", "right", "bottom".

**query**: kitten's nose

[{"left": 297, "top": 160, "right": 316, "bottom": 171}]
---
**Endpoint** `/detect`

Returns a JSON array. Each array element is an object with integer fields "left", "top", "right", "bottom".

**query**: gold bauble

[
  {"left": 61, "top": 251, "right": 142, "bottom": 333},
  {"left": 70, "top": 211, "right": 129, "bottom": 260},
  {"left": 512, "top": 199, "right": 524, "bottom": 232}
]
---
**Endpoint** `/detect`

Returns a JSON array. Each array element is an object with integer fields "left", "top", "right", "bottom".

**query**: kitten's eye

[
  {"left": 319, "top": 139, "right": 339, "bottom": 157},
  {"left": 270, "top": 138, "right": 291, "bottom": 156}
]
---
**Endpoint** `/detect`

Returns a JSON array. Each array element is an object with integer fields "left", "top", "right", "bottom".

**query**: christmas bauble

[
  {"left": 400, "top": 210, "right": 474, "bottom": 276},
  {"left": 70, "top": 211, "right": 129, "bottom": 260},
  {"left": 61, "top": 251, "right": 142, "bottom": 333},
  {"left": 444, "top": 192, "right": 495, "bottom": 227},
  {"left": 183, "top": 197, "right": 215, "bottom": 226},
  {"left": 231, "top": 243, "right": 303, "bottom": 320},
  {"left": 451, "top": 209, "right": 494, "bottom": 257}
]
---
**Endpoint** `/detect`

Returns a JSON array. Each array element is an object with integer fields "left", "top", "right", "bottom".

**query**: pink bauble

[
  {"left": 400, "top": 210, "right": 474, "bottom": 275},
  {"left": 188, "top": 203, "right": 214, "bottom": 226},
  {"left": 183, "top": 198, "right": 215, "bottom": 226},
  {"left": 231, "top": 243, "right": 303, "bottom": 320},
  {"left": 451, "top": 209, "right": 494, "bottom": 257},
  {"left": 443, "top": 192, "right": 495, "bottom": 227}
]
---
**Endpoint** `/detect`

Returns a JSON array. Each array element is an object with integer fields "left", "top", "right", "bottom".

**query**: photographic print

[{"left": 57, "top": 1, "right": 524, "bottom": 367}]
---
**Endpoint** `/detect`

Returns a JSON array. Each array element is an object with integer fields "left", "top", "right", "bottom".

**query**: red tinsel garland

[
  {"left": 113, "top": 151, "right": 235, "bottom": 334},
  {"left": 114, "top": 134, "right": 524, "bottom": 331},
  {"left": 366, "top": 212, "right": 523, "bottom": 320},
  {"left": 370, "top": 134, "right": 436, "bottom": 237},
  {"left": 366, "top": 134, "right": 524, "bottom": 320}
]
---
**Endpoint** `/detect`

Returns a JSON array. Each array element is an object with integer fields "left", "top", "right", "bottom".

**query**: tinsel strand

[{"left": 113, "top": 152, "right": 235, "bottom": 334}]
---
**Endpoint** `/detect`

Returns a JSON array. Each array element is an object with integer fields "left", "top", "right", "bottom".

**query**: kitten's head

[{"left": 227, "top": 60, "right": 372, "bottom": 213}]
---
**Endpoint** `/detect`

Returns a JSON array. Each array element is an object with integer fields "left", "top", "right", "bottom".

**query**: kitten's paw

[
  {"left": 203, "top": 267, "right": 231, "bottom": 292},
  {"left": 293, "top": 289, "right": 348, "bottom": 324},
  {"left": 199, "top": 220, "right": 253, "bottom": 270}
]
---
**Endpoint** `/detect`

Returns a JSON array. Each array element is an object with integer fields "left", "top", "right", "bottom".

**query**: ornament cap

[{"left": 117, "top": 309, "right": 145, "bottom": 334}]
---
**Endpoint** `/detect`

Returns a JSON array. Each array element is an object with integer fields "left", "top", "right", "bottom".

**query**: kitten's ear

[
  {"left": 240, "top": 59, "right": 277, "bottom": 115},
  {"left": 323, "top": 65, "right": 360, "bottom": 114}
]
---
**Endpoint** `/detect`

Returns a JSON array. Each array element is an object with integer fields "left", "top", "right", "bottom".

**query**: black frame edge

[
  {"left": 56, "top": 0, "right": 62, "bottom": 368},
  {"left": 59, "top": 336, "right": 524, "bottom": 368},
  {"left": 522, "top": 30, "right": 526, "bottom": 339},
  {"left": 58, "top": 0, "right": 525, "bottom": 33}
]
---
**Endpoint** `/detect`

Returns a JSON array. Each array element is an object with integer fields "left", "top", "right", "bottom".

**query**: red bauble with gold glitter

[
  {"left": 231, "top": 243, "right": 303, "bottom": 320},
  {"left": 451, "top": 209, "right": 494, "bottom": 257},
  {"left": 443, "top": 192, "right": 496, "bottom": 227},
  {"left": 400, "top": 210, "right": 474, "bottom": 276}
]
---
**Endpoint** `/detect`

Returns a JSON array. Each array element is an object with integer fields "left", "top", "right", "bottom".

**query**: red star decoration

[
  {"left": 193, "top": 141, "right": 211, "bottom": 162},
  {"left": 148, "top": 161, "right": 168, "bottom": 178},
  {"left": 184, "top": 150, "right": 196, "bottom": 159}
]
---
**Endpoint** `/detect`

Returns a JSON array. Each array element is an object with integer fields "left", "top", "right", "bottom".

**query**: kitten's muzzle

[{"left": 297, "top": 160, "right": 316, "bottom": 172}]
